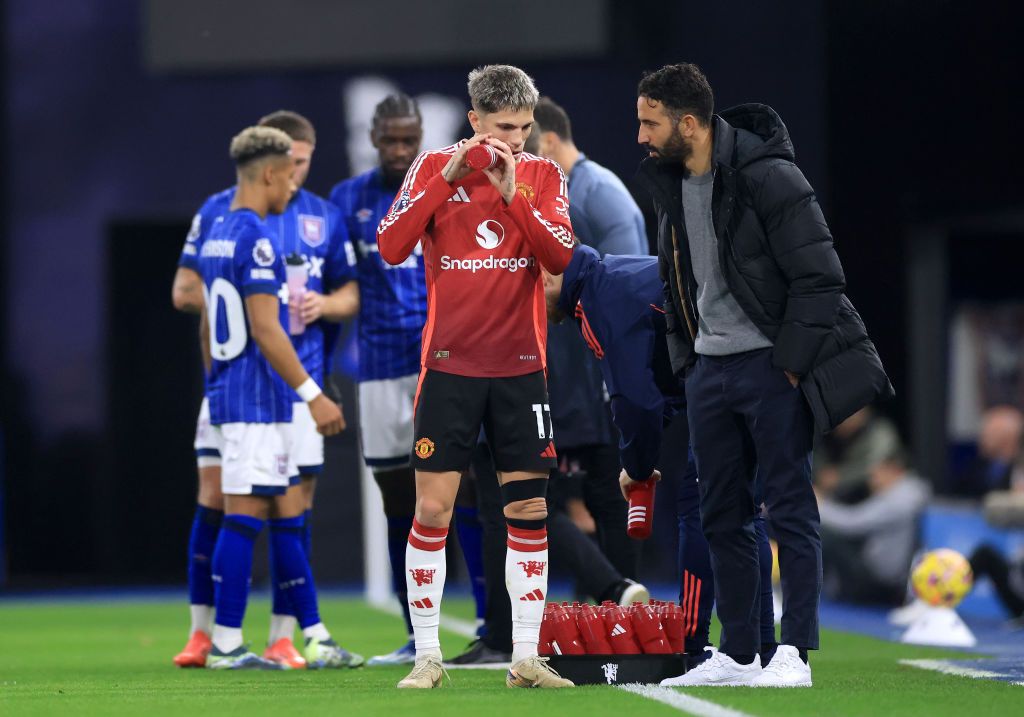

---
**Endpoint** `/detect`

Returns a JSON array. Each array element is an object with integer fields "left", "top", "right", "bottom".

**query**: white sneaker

[
  {"left": 661, "top": 650, "right": 761, "bottom": 687},
  {"left": 751, "top": 645, "right": 812, "bottom": 687}
]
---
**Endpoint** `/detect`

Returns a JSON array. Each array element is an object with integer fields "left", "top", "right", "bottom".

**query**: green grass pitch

[{"left": 0, "top": 596, "right": 1018, "bottom": 716}]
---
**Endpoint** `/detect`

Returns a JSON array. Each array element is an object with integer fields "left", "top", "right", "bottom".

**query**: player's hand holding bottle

[
  {"left": 620, "top": 469, "right": 661, "bottom": 540},
  {"left": 480, "top": 137, "right": 517, "bottom": 205},
  {"left": 441, "top": 134, "right": 491, "bottom": 184},
  {"left": 309, "top": 394, "right": 345, "bottom": 436}
]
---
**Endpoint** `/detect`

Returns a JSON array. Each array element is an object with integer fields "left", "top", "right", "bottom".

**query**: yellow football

[{"left": 911, "top": 548, "right": 974, "bottom": 608}]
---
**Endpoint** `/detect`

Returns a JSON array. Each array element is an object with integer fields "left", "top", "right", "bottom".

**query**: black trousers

[
  {"left": 970, "top": 544, "right": 1024, "bottom": 618},
  {"left": 820, "top": 528, "right": 905, "bottom": 606},
  {"left": 685, "top": 348, "right": 820, "bottom": 657},
  {"left": 553, "top": 441, "right": 641, "bottom": 580}
]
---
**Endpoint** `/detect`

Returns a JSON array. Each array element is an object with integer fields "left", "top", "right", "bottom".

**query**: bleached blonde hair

[
  {"left": 467, "top": 65, "right": 539, "bottom": 114},
  {"left": 229, "top": 126, "right": 292, "bottom": 167}
]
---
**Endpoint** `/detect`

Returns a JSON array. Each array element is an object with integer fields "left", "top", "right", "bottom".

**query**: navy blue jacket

[{"left": 558, "top": 244, "right": 683, "bottom": 482}]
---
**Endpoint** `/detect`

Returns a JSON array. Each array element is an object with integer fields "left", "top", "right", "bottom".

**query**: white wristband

[{"left": 296, "top": 378, "right": 322, "bottom": 402}]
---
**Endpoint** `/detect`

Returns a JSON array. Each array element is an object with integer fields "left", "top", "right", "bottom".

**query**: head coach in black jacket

[{"left": 634, "top": 63, "right": 893, "bottom": 687}]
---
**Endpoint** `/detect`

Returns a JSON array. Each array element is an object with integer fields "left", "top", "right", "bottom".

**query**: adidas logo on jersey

[
  {"left": 610, "top": 623, "right": 627, "bottom": 637},
  {"left": 447, "top": 186, "right": 471, "bottom": 203}
]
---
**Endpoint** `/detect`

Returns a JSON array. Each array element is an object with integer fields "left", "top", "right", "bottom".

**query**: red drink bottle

[
  {"left": 466, "top": 143, "right": 500, "bottom": 170},
  {"left": 577, "top": 604, "right": 613, "bottom": 654},
  {"left": 549, "top": 604, "right": 586, "bottom": 655},
  {"left": 626, "top": 478, "right": 656, "bottom": 539},
  {"left": 633, "top": 604, "right": 672, "bottom": 654},
  {"left": 603, "top": 605, "right": 641, "bottom": 654},
  {"left": 662, "top": 601, "right": 686, "bottom": 653},
  {"left": 539, "top": 603, "right": 556, "bottom": 655}
]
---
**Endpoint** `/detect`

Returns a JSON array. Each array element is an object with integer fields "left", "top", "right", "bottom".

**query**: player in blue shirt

[
  {"left": 543, "top": 244, "right": 777, "bottom": 672},
  {"left": 329, "top": 94, "right": 428, "bottom": 666},
  {"left": 171, "top": 112, "right": 358, "bottom": 669},
  {"left": 197, "top": 125, "right": 361, "bottom": 670}
]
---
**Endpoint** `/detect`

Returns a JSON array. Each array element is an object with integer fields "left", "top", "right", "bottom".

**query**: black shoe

[
  {"left": 600, "top": 579, "right": 650, "bottom": 606},
  {"left": 443, "top": 639, "right": 511, "bottom": 666}
]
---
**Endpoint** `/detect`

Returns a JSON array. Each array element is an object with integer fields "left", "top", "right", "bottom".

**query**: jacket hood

[
  {"left": 637, "top": 103, "right": 794, "bottom": 179},
  {"left": 716, "top": 103, "right": 794, "bottom": 169}
]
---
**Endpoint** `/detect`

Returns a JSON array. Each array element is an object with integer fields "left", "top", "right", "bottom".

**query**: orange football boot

[
  {"left": 173, "top": 630, "right": 212, "bottom": 668},
  {"left": 264, "top": 638, "right": 308, "bottom": 669}
]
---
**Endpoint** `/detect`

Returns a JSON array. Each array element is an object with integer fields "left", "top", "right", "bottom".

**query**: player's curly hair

[
  {"left": 467, "top": 64, "right": 539, "bottom": 114},
  {"left": 373, "top": 93, "right": 422, "bottom": 128},
  {"left": 637, "top": 63, "right": 714, "bottom": 127},
  {"left": 229, "top": 126, "right": 292, "bottom": 167}
]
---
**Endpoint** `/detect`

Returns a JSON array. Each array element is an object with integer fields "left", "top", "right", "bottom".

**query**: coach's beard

[{"left": 646, "top": 132, "right": 692, "bottom": 168}]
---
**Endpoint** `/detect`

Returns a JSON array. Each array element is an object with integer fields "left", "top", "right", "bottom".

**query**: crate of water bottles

[{"left": 540, "top": 599, "right": 688, "bottom": 685}]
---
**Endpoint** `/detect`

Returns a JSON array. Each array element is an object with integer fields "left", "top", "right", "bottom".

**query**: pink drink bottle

[{"left": 285, "top": 254, "right": 307, "bottom": 336}]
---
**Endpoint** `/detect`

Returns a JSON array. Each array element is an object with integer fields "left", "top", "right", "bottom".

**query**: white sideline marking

[
  {"left": 369, "top": 599, "right": 479, "bottom": 638},
  {"left": 898, "top": 658, "right": 1004, "bottom": 680},
  {"left": 618, "top": 684, "right": 758, "bottom": 717}
]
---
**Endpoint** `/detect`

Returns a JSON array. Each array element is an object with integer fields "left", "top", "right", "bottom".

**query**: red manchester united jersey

[{"left": 377, "top": 142, "right": 574, "bottom": 378}]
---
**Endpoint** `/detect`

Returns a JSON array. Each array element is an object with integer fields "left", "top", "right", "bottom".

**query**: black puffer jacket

[{"left": 637, "top": 103, "right": 893, "bottom": 434}]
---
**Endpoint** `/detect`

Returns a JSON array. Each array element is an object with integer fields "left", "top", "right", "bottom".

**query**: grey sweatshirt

[{"left": 818, "top": 473, "right": 931, "bottom": 585}]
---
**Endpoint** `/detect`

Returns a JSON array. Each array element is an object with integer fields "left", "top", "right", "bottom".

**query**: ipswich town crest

[{"left": 298, "top": 214, "right": 326, "bottom": 248}]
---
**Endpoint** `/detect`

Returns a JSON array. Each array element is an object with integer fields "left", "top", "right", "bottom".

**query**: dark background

[{"left": 1, "top": 0, "right": 1021, "bottom": 587}]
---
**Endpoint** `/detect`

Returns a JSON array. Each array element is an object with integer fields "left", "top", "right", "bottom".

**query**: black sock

[
  {"left": 729, "top": 653, "right": 756, "bottom": 666},
  {"left": 761, "top": 642, "right": 778, "bottom": 667},
  {"left": 798, "top": 648, "right": 809, "bottom": 664}
]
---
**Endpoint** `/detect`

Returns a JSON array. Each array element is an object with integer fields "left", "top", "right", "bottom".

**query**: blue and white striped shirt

[
  {"left": 199, "top": 209, "right": 292, "bottom": 425},
  {"left": 179, "top": 187, "right": 357, "bottom": 389},
  {"left": 330, "top": 168, "right": 427, "bottom": 382}
]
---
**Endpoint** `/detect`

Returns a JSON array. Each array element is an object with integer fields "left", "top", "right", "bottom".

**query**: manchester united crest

[
  {"left": 516, "top": 182, "right": 535, "bottom": 203},
  {"left": 414, "top": 437, "right": 435, "bottom": 459}
]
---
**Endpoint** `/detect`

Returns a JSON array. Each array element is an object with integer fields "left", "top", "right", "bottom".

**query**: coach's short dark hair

[
  {"left": 258, "top": 110, "right": 316, "bottom": 146},
  {"left": 637, "top": 63, "right": 714, "bottom": 127},
  {"left": 533, "top": 97, "right": 572, "bottom": 142}
]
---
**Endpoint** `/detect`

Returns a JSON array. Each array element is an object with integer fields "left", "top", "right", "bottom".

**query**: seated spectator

[
  {"left": 818, "top": 450, "right": 931, "bottom": 606},
  {"left": 953, "top": 405, "right": 1024, "bottom": 498},
  {"left": 814, "top": 406, "right": 902, "bottom": 504},
  {"left": 969, "top": 544, "right": 1024, "bottom": 624}
]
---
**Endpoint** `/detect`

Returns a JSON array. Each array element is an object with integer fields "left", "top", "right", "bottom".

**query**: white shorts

[
  {"left": 193, "top": 396, "right": 224, "bottom": 469},
  {"left": 358, "top": 373, "right": 419, "bottom": 470},
  {"left": 219, "top": 422, "right": 298, "bottom": 496},
  {"left": 291, "top": 401, "right": 325, "bottom": 476}
]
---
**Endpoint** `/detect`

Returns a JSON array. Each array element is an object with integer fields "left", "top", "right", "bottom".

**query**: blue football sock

[
  {"left": 302, "top": 509, "right": 313, "bottom": 558},
  {"left": 188, "top": 505, "right": 223, "bottom": 606},
  {"left": 387, "top": 516, "right": 414, "bottom": 637},
  {"left": 268, "top": 526, "right": 293, "bottom": 619},
  {"left": 269, "top": 516, "right": 321, "bottom": 629},
  {"left": 454, "top": 506, "right": 486, "bottom": 623},
  {"left": 212, "top": 514, "right": 263, "bottom": 629}
]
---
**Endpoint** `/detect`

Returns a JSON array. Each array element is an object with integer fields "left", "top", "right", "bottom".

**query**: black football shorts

[{"left": 411, "top": 369, "right": 557, "bottom": 474}]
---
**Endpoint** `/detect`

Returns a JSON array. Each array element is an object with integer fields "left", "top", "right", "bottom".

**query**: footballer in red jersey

[{"left": 377, "top": 65, "right": 574, "bottom": 690}]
